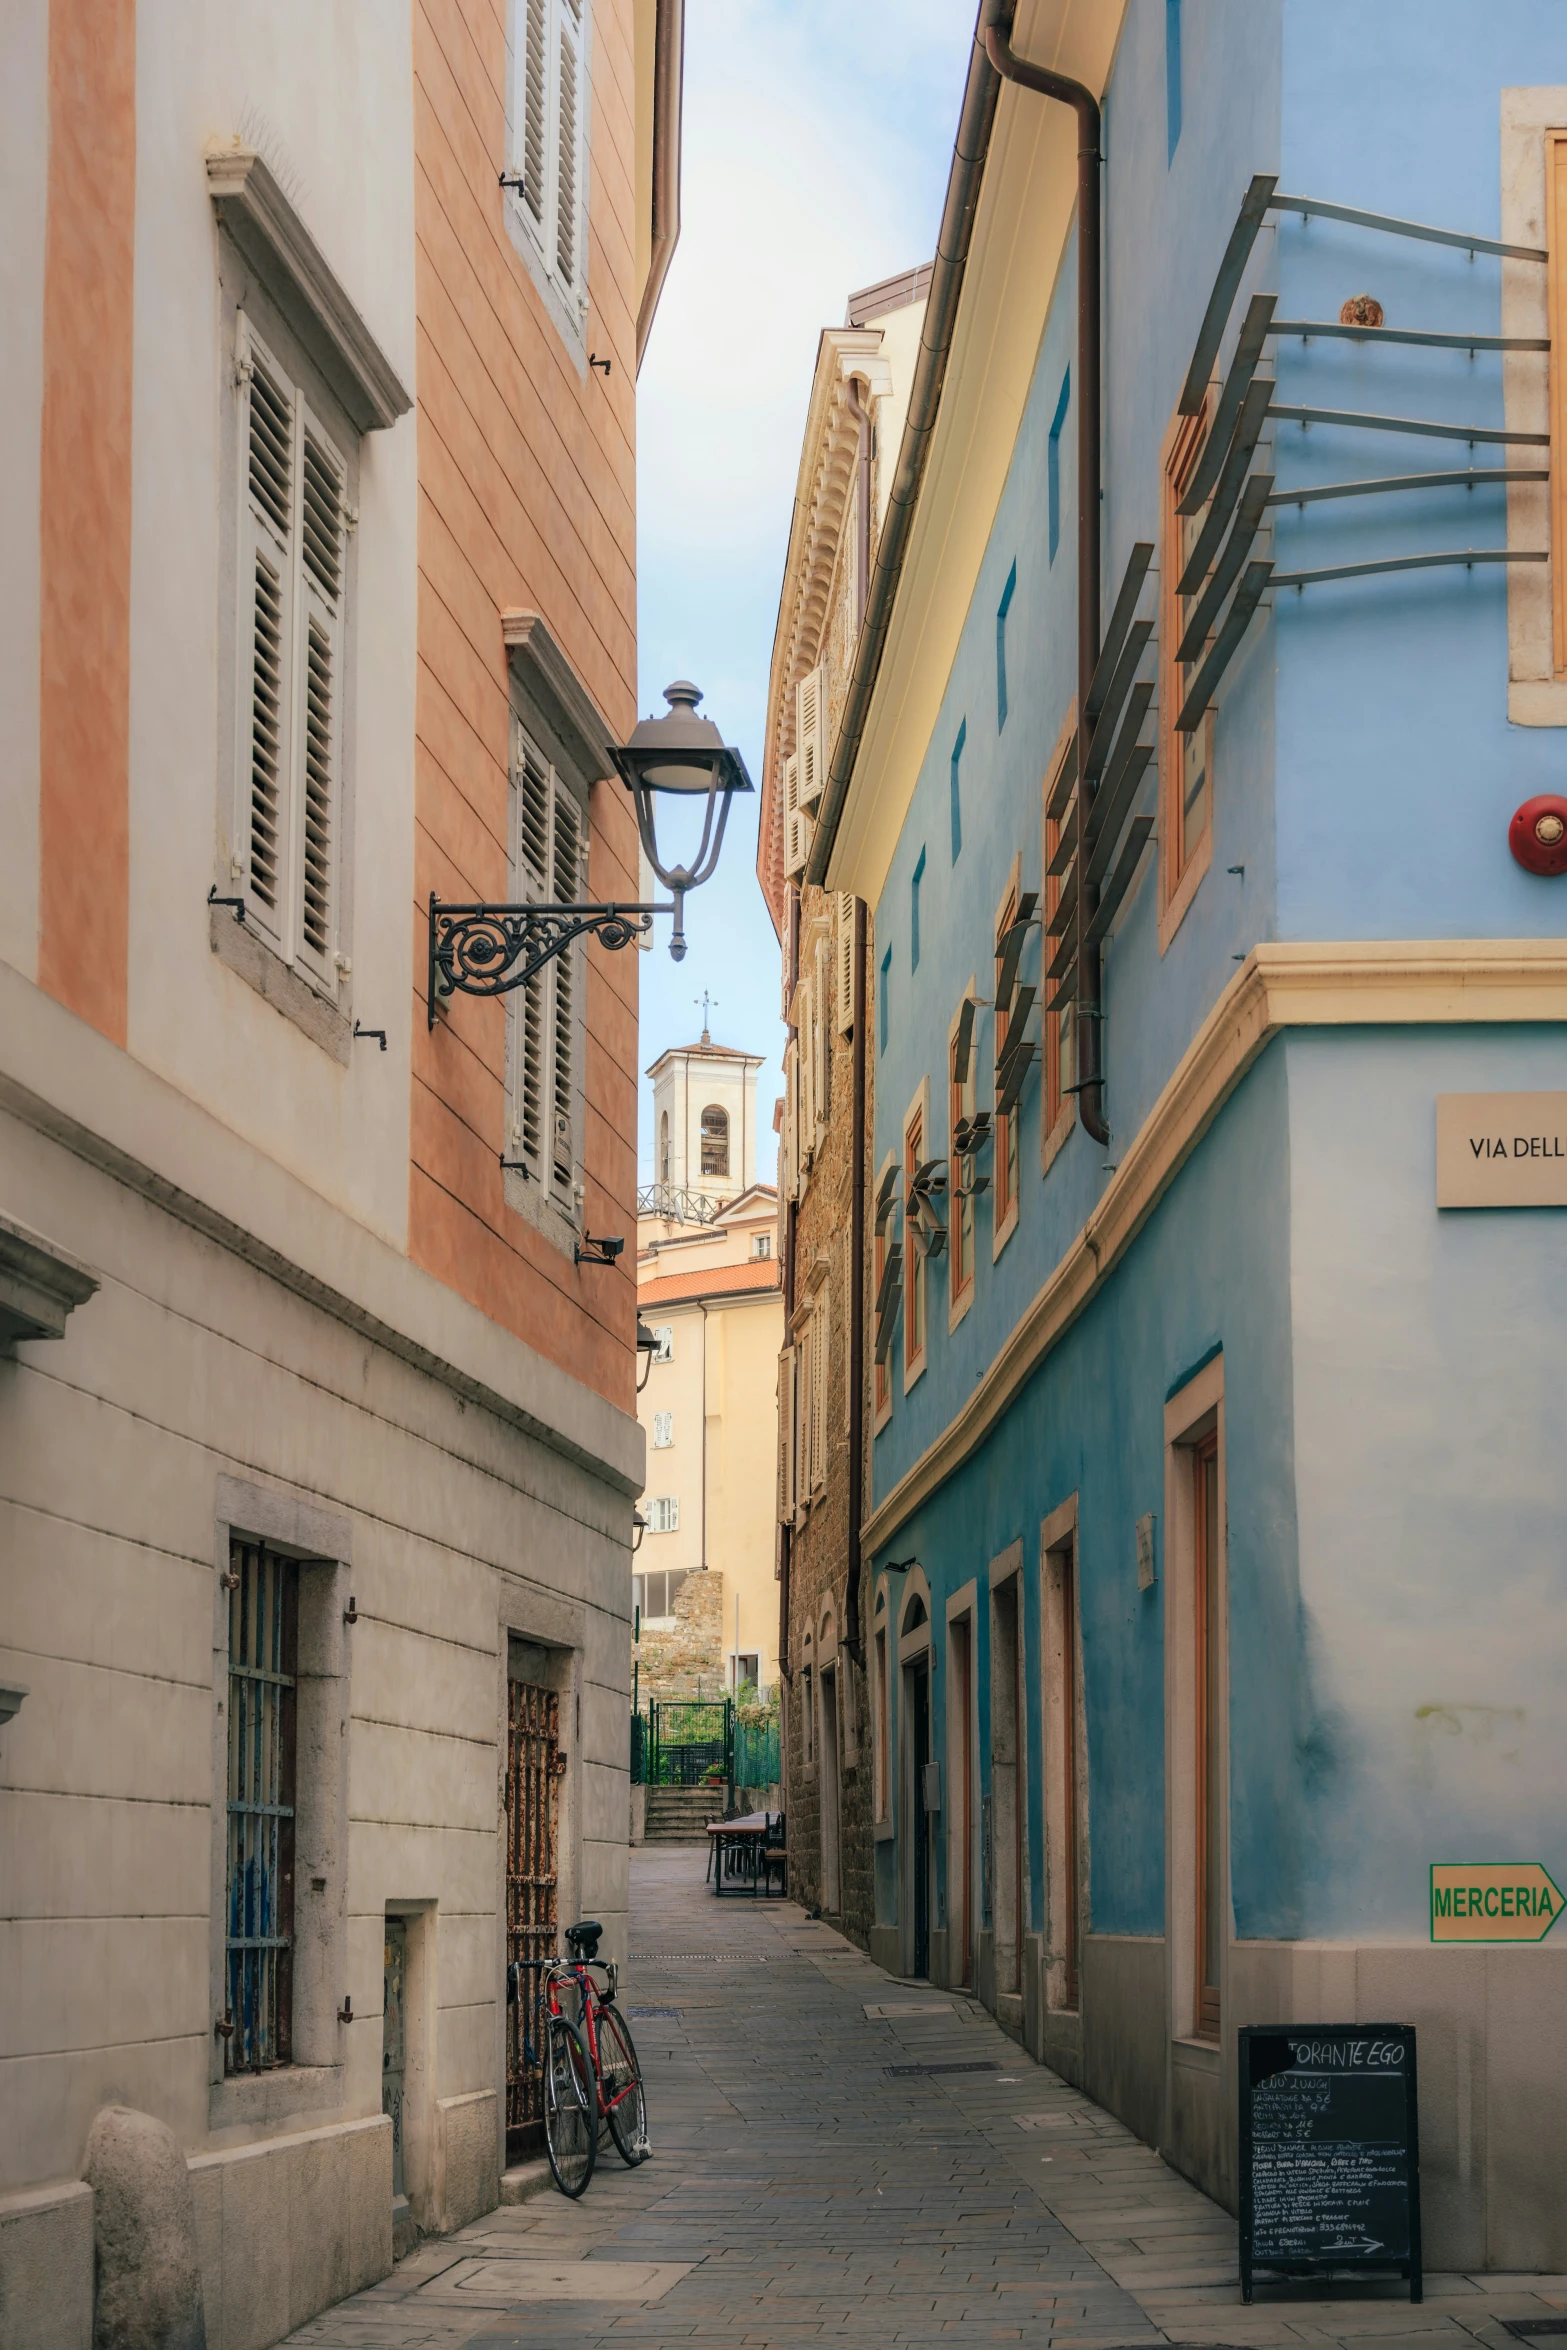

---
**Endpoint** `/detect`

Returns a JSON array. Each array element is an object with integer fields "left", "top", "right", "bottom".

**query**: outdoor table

[{"left": 706, "top": 1811, "right": 777, "bottom": 1896}]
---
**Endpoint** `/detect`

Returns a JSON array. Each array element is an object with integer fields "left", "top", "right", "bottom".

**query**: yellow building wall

[{"left": 636, "top": 1283, "right": 783, "bottom": 1693}]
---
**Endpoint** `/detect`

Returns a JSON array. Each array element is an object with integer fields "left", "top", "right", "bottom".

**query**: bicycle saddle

[{"left": 564, "top": 1920, "right": 603, "bottom": 1960}]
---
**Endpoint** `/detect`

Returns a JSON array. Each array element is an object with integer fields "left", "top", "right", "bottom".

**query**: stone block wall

[
  {"left": 783, "top": 885, "right": 875, "bottom": 1949},
  {"left": 635, "top": 1566, "right": 725, "bottom": 1701}
]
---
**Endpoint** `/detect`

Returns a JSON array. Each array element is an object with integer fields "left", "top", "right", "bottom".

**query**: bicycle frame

[{"left": 540, "top": 1959, "right": 638, "bottom": 2129}]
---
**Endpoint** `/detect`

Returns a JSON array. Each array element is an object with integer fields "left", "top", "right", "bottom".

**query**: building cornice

[
  {"left": 757, "top": 329, "right": 896, "bottom": 933},
  {"left": 502, "top": 609, "right": 618, "bottom": 783},
  {"left": 0, "top": 965, "right": 644, "bottom": 1497},
  {"left": 864, "top": 941, "right": 1567, "bottom": 1555},
  {"left": 817, "top": 0, "right": 1128, "bottom": 909}
]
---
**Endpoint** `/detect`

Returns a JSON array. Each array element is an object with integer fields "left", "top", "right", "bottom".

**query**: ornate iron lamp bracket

[{"left": 427, "top": 893, "right": 672, "bottom": 1027}]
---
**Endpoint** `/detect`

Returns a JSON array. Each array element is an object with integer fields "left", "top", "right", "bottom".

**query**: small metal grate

[
  {"left": 1500, "top": 2328, "right": 1567, "bottom": 2341},
  {"left": 887, "top": 2061, "right": 1000, "bottom": 2077},
  {"left": 630, "top": 1951, "right": 769, "bottom": 1964}
]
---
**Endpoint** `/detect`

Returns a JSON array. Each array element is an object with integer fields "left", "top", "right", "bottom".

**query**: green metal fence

[
  {"left": 628, "top": 1704, "right": 780, "bottom": 1789},
  {"left": 734, "top": 1714, "right": 780, "bottom": 1787}
]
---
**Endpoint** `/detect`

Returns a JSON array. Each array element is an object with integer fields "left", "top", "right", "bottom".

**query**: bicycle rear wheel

[
  {"left": 597, "top": 2004, "right": 650, "bottom": 2165},
  {"left": 544, "top": 2015, "right": 596, "bottom": 2197}
]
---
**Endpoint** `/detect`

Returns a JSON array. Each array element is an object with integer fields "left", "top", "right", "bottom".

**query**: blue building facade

[{"left": 830, "top": 0, "right": 1567, "bottom": 2267}]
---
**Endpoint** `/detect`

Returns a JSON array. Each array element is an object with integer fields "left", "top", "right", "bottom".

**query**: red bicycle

[{"left": 511, "top": 1920, "right": 649, "bottom": 2197}]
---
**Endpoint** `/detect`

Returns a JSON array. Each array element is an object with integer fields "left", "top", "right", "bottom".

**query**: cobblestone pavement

[{"left": 286, "top": 1845, "right": 1567, "bottom": 2350}]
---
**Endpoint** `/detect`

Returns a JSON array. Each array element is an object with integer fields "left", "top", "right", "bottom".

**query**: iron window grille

[{"left": 224, "top": 1540, "right": 298, "bottom": 2072}]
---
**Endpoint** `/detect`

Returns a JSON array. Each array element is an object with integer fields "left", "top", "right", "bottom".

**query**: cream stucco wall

[
  {"left": 0, "top": 6, "right": 643, "bottom": 2342},
  {"left": 637, "top": 1188, "right": 782, "bottom": 1692},
  {"left": 128, "top": 7, "right": 419, "bottom": 1247}
]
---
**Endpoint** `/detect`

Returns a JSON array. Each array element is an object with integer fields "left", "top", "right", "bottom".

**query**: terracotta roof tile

[{"left": 638, "top": 1258, "right": 782, "bottom": 1306}]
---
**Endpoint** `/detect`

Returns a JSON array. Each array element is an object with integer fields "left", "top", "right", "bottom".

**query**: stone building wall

[
  {"left": 783, "top": 888, "right": 874, "bottom": 1947},
  {"left": 635, "top": 1564, "right": 726, "bottom": 1702}
]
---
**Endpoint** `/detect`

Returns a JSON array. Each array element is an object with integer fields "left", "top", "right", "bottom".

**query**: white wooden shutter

[
  {"left": 519, "top": 0, "right": 548, "bottom": 233},
  {"left": 777, "top": 1347, "right": 797, "bottom": 1524},
  {"left": 796, "top": 665, "right": 826, "bottom": 810},
  {"left": 779, "top": 1045, "right": 796, "bottom": 1202},
  {"left": 294, "top": 410, "right": 345, "bottom": 980},
  {"left": 782, "top": 754, "right": 812, "bottom": 878},
  {"left": 791, "top": 981, "right": 814, "bottom": 1168},
  {"left": 803, "top": 1325, "right": 817, "bottom": 1504},
  {"left": 239, "top": 324, "right": 296, "bottom": 945},
  {"left": 552, "top": 0, "right": 587, "bottom": 305},
  {"left": 509, "top": 730, "right": 552, "bottom": 1182},
  {"left": 836, "top": 893, "right": 855, "bottom": 1033},
  {"left": 810, "top": 1293, "right": 829, "bottom": 1490},
  {"left": 812, "top": 936, "right": 830, "bottom": 1137},
  {"left": 548, "top": 773, "right": 584, "bottom": 1202}
]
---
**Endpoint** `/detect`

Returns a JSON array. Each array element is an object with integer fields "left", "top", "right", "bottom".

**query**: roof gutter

[
  {"left": 804, "top": 0, "right": 1003, "bottom": 888},
  {"left": 635, "top": 0, "right": 685, "bottom": 372},
  {"left": 981, "top": 12, "right": 1107, "bottom": 1145}
]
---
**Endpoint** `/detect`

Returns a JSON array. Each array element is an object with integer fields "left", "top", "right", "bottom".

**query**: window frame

[
  {"left": 873, "top": 1147, "right": 895, "bottom": 1428},
  {"left": 872, "top": 1595, "right": 892, "bottom": 1827},
  {"left": 1040, "top": 1495, "right": 1084, "bottom": 2016},
  {"left": 699, "top": 1103, "right": 731, "bottom": 1179},
  {"left": 1549, "top": 127, "right": 1567, "bottom": 677},
  {"left": 502, "top": 712, "right": 590, "bottom": 1247},
  {"left": 1163, "top": 1352, "right": 1227, "bottom": 2053},
  {"left": 223, "top": 1538, "right": 298, "bottom": 2074},
  {"left": 992, "top": 863, "right": 1022, "bottom": 1259},
  {"left": 645, "top": 1495, "right": 679, "bottom": 1534},
  {"left": 1158, "top": 394, "right": 1217, "bottom": 950},
  {"left": 503, "top": 0, "right": 593, "bottom": 362},
  {"left": 996, "top": 560, "right": 1017, "bottom": 728},
  {"left": 209, "top": 1478, "right": 351, "bottom": 2130},
  {"left": 1041, "top": 710, "right": 1077, "bottom": 1176},
  {"left": 224, "top": 306, "right": 359, "bottom": 1029},
  {"left": 902, "top": 1084, "right": 929, "bottom": 1393},
  {"left": 947, "top": 986, "right": 976, "bottom": 1327}
]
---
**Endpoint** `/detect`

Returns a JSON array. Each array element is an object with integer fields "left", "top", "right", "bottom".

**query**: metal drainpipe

[
  {"left": 699, "top": 1298, "right": 709, "bottom": 1574},
  {"left": 982, "top": 14, "right": 1108, "bottom": 1145},
  {"left": 844, "top": 895, "right": 868, "bottom": 1668},
  {"left": 778, "top": 882, "right": 801, "bottom": 1685}
]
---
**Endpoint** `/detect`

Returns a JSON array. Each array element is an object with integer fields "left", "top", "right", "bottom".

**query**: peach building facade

[{"left": 0, "top": 1, "right": 682, "bottom": 2341}]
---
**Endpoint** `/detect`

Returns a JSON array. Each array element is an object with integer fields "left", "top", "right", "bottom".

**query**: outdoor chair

[{"left": 760, "top": 1811, "right": 786, "bottom": 1897}]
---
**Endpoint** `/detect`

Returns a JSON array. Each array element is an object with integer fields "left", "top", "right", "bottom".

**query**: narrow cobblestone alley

[{"left": 284, "top": 1849, "right": 1567, "bottom": 2350}]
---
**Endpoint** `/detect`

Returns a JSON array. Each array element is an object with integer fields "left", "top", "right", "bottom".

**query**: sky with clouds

[{"left": 633, "top": 0, "right": 978, "bottom": 1187}]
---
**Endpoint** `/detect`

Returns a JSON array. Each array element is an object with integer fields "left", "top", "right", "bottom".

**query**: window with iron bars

[{"left": 224, "top": 1540, "right": 298, "bottom": 2072}]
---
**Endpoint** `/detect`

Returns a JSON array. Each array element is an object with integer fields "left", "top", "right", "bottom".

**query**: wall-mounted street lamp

[{"left": 427, "top": 680, "right": 752, "bottom": 1025}]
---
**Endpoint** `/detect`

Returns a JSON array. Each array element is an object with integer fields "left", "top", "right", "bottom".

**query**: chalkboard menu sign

[{"left": 1239, "top": 2025, "right": 1421, "bottom": 2304}]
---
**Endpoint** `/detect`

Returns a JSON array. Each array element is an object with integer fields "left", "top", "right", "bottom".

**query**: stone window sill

[
  {"left": 209, "top": 2064, "right": 345, "bottom": 2131},
  {"left": 210, "top": 906, "right": 351, "bottom": 1064}
]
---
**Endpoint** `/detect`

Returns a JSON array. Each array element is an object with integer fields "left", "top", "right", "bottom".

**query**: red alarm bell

[{"left": 1509, "top": 795, "right": 1567, "bottom": 877}]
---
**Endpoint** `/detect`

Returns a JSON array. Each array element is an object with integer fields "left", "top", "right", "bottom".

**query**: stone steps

[{"left": 643, "top": 1785, "right": 721, "bottom": 1841}]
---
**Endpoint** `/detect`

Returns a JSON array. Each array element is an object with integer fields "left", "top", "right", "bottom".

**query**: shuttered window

[
  {"left": 238, "top": 319, "right": 347, "bottom": 986},
  {"left": 809, "top": 1292, "right": 829, "bottom": 1495},
  {"left": 777, "top": 1346, "right": 797, "bottom": 1524},
  {"left": 507, "top": 0, "right": 591, "bottom": 319},
  {"left": 506, "top": 725, "right": 587, "bottom": 1214},
  {"left": 835, "top": 893, "right": 856, "bottom": 1034}
]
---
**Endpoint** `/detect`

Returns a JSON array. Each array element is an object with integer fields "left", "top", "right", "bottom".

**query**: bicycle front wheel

[
  {"left": 544, "top": 2015, "right": 597, "bottom": 2197},
  {"left": 597, "top": 2004, "right": 650, "bottom": 2165}
]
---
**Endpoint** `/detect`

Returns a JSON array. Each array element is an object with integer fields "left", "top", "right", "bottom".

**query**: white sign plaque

[{"left": 1436, "top": 1092, "right": 1567, "bottom": 1207}]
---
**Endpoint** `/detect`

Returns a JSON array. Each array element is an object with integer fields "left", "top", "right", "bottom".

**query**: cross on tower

[{"left": 695, "top": 991, "right": 718, "bottom": 1044}]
